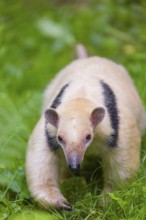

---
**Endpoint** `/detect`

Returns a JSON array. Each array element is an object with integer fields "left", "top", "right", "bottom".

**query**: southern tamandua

[{"left": 26, "top": 45, "right": 146, "bottom": 210}]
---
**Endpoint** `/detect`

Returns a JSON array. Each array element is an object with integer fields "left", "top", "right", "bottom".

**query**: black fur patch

[
  {"left": 101, "top": 80, "right": 119, "bottom": 147},
  {"left": 51, "top": 84, "right": 69, "bottom": 109},
  {"left": 45, "top": 127, "right": 60, "bottom": 150},
  {"left": 45, "top": 83, "right": 69, "bottom": 150}
]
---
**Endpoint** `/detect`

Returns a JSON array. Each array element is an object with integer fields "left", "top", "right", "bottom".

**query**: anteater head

[{"left": 44, "top": 99, "right": 105, "bottom": 173}]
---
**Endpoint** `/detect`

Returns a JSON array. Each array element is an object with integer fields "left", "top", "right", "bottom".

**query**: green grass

[{"left": 0, "top": 0, "right": 146, "bottom": 219}]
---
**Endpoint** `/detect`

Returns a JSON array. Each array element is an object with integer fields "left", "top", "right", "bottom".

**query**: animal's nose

[
  {"left": 68, "top": 153, "right": 81, "bottom": 174},
  {"left": 68, "top": 163, "right": 80, "bottom": 171}
]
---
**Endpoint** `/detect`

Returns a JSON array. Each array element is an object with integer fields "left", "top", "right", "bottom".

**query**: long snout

[
  {"left": 68, "top": 154, "right": 80, "bottom": 171},
  {"left": 67, "top": 152, "right": 83, "bottom": 174}
]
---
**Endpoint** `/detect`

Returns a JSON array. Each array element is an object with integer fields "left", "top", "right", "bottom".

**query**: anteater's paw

[
  {"left": 99, "top": 194, "right": 111, "bottom": 207},
  {"left": 34, "top": 187, "right": 73, "bottom": 211},
  {"left": 99, "top": 188, "right": 112, "bottom": 207}
]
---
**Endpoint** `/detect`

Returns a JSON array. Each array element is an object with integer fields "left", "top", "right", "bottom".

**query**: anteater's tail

[{"left": 76, "top": 44, "right": 88, "bottom": 59}]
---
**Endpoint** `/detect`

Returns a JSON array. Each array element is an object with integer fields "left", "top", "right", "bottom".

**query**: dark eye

[
  {"left": 58, "top": 135, "right": 64, "bottom": 144},
  {"left": 85, "top": 134, "right": 92, "bottom": 143}
]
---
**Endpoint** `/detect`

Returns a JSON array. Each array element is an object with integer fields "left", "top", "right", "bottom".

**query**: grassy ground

[{"left": 0, "top": 0, "right": 146, "bottom": 219}]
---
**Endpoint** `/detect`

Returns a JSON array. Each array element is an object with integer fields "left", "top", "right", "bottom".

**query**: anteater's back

[{"left": 43, "top": 56, "right": 146, "bottom": 134}]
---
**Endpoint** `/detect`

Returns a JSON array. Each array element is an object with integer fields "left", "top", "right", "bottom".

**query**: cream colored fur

[{"left": 26, "top": 56, "right": 146, "bottom": 209}]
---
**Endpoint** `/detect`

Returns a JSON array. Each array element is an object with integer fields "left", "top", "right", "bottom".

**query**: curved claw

[
  {"left": 56, "top": 200, "right": 73, "bottom": 211},
  {"left": 61, "top": 203, "right": 73, "bottom": 211}
]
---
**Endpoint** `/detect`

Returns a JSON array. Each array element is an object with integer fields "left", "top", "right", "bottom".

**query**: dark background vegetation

[{"left": 0, "top": 0, "right": 146, "bottom": 219}]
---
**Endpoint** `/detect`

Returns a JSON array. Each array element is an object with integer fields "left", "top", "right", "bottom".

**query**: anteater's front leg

[
  {"left": 101, "top": 120, "right": 141, "bottom": 205},
  {"left": 26, "top": 118, "right": 72, "bottom": 210}
]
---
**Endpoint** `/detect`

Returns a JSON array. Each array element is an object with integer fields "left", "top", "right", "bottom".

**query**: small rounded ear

[
  {"left": 44, "top": 108, "right": 59, "bottom": 128},
  {"left": 90, "top": 107, "right": 105, "bottom": 128}
]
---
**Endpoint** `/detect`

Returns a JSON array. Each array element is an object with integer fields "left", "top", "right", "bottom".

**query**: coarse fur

[{"left": 26, "top": 52, "right": 146, "bottom": 210}]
